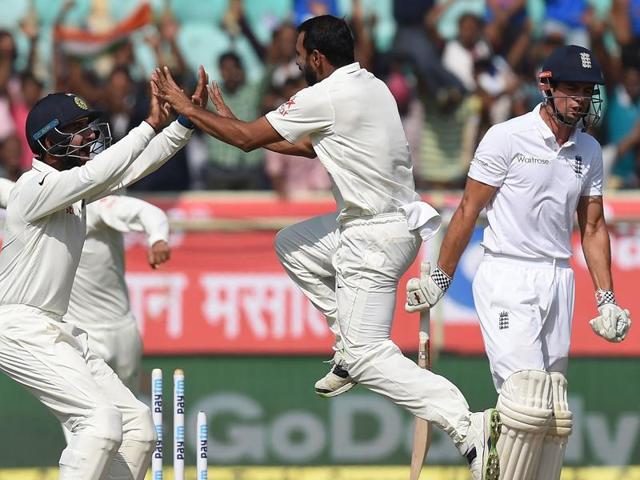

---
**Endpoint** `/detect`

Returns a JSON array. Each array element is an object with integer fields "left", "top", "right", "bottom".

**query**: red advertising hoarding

[{"left": 126, "top": 194, "right": 640, "bottom": 356}]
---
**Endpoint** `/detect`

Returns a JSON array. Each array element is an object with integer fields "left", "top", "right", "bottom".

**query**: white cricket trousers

[
  {"left": 472, "top": 253, "right": 575, "bottom": 392},
  {"left": 0, "top": 305, "right": 156, "bottom": 480},
  {"left": 78, "top": 312, "right": 143, "bottom": 393},
  {"left": 276, "top": 212, "right": 471, "bottom": 445}
]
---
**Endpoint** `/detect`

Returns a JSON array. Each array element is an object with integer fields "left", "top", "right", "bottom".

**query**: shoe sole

[
  {"left": 483, "top": 409, "right": 501, "bottom": 480},
  {"left": 315, "top": 380, "right": 357, "bottom": 398}
]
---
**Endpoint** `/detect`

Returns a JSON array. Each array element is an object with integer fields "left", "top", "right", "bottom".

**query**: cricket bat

[{"left": 409, "top": 308, "right": 432, "bottom": 480}]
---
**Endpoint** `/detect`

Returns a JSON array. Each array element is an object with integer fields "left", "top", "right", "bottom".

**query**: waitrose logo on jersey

[{"left": 514, "top": 153, "right": 550, "bottom": 165}]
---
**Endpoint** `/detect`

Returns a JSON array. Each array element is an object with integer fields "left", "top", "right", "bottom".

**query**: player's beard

[{"left": 302, "top": 61, "right": 319, "bottom": 86}]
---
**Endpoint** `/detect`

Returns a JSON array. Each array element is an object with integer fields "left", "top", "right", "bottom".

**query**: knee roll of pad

[
  {"left": 496, "top": 370, "right": 553, "bottom": 480},
  {"left": 534, "top": 372, "right": 573, "bottom": 480},
  {"left": 548, "top": 372, "right": 572, "bottom": 437}
]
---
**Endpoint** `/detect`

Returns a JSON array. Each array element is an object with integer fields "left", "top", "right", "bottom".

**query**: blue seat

[
  {"left": 436, "top": 0, "right": 485, "bottom": 40},
  {"left": 177, "top": 23, "right": 231, "bottom": 81},
  {"left": 337, "top": 0, "right": 396, "bottom": 51},
  {"left": 0, "top": 0, "right": 28, "bottom": 29},
  {"left": 168, "top": 0, "right": 228, "bottom": 26},
  {"left": 108, "top": 0, "right": 167, "bottom": 22},
  {"left": 243, "top": 0, "right": 293, "bottom": 44},
  {"left": 34, "top": 0, "right": 91, "bottom": 27}
]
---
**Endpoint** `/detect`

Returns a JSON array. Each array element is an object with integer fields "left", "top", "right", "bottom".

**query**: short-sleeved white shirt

[
  {"left": 265, "top": 62, "right": 418, "bottom": 223},
  {"left": 468, "top": 104, "right": 603, "bottom": 260}
]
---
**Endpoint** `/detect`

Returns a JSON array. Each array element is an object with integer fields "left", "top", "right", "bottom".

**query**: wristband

[
  {"left": 431, "top": 266, "right": 452, "bottom": 292},
  {"left": 177, "top": 114, "right": 195, "bottom": 129},
  {"left": 595, "top": 289, "right": 615, "bottom": 307}
]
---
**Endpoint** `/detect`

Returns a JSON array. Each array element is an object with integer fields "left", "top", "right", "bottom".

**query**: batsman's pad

[
  {"left": 496, "top": 370, "right": 553, "bottom": 480},
  {"left": 533, "top": 372, "right": 572, "bottom": 480}
]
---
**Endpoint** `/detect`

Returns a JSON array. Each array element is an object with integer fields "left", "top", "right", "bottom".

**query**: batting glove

[
  {"left": 589, "top": 290, "right": 631, "bottom": 343},
  {"left": 405, "top": 261, "right": 452, "bottom": 313}
]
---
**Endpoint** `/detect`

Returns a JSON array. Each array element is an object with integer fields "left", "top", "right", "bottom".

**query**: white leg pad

[
  {"left": 496, "top": 370, "right": 553, "bottom": 480},
  {"left": 533, "top": 372, "right": 572, "bottom": 480}
]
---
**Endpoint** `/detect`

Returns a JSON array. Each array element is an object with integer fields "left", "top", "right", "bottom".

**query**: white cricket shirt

[
  {"left": 0, "top": 120, "right": 191, "bottom": 316},
  {"left": 468, "top": 104, "right": 603, "bottom": 260},
  {"left": 265, "top": 62, "right": 418, "bottom": 223},
  {"left": 65, "top": 195, "right": 169, "bottom": 328}
]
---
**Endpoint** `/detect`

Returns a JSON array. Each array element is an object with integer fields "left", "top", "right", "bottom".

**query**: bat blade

[{"left": 410, "top": 309, "right": 432, "bottom": 480}]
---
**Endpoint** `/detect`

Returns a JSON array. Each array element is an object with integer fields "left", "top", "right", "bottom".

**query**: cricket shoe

[
  {"left": 465, "top": 409, "right": 501, "bottom": 480},
  {"left": 314, "top": 364, "right": 356, "bottom": 397}
]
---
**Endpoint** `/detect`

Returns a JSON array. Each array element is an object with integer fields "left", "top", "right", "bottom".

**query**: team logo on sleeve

[{"left": 277, "top": 96, "right": 296, "bottom": 116}]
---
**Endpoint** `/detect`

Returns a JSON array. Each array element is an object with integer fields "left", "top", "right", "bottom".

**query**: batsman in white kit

[
  {"left": 0, "top": 71, "right": 200, "bottom": 479},
  {"left": 64, "top": 194, "right": 171, "bottom": 392},
  {"left": 406, "top": 45, "right": 632, "bottom": 479},
  {"left": 154, "top": 15, "right": 500, "bottom": 479}
]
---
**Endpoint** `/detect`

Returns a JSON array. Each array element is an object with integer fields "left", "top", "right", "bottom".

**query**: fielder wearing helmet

[
  {"left": 538, "top": 44, "right": 605, "bottom": 129},
  {"left": 25, "top": 92, "right": 112, "bottom": 169}
]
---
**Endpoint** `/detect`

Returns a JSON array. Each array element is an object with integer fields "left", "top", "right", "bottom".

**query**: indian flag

[{"left": 54, "top": 2, "right": 152, "bottom": 57}]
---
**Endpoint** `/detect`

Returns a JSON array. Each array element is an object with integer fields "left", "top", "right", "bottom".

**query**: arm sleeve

[
  {"left": 17, "top": 122, "right": 156, "bottom": 222},
  {"left": 582, "top": 145, "right": 603, "bottom": 196},
  {"left": 88, "top": 120, "right": 193, "bottom": 202},
  {"left": 0, "top": 178, "right": 15, "bottom": 208},
  {"left": 94, "top": 195, "right": 169, "bottom": 246},
  {"left": 467, "top": 125, "right": 511, "bottom": 187},
  {"left": 264, "top": 85, "right": 333, "bottom": 144}
]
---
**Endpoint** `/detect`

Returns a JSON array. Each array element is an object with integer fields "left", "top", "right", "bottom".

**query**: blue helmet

[
  {"left": 26, "top": 93, "right": 112, "bottom": 167},
  {"left": 538, "top": 45, "right": 604, "bottom": 128}
]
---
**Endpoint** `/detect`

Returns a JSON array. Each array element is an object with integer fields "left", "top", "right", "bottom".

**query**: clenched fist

[{"left": 589, "top": 303, "right": 631, "bottom": 343}]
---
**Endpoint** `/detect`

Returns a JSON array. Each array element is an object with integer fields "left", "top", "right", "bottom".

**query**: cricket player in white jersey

[
  {"left": 0, "top": 69, "right": 202, "bottom": 479},
  {"left": 406, "top": 45, "right": 632, "bottom": 479},
  {"left": 64, "top": 194, "right": 171, "bottom": 392},
  {"left": 154, "top": 14, "right": 500, "bottom": 479},
  {"left": 0, "top": 183, "right": 167, "bottom": 393}
]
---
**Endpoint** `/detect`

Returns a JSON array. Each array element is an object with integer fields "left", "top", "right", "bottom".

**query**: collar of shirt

[
  {"left": 325, "top": 62, "right": 361, "bottom": 82},
  {"left": 533, "top": 103, "right": 578, "bottom": 148},
  {"left": 31, "top": 157, "right": 57, "bottom": 173}
]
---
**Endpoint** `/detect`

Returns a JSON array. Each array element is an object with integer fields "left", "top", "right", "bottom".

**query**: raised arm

[
  {"left": 94, "top": 195, "right": 170, "bottom": 268},
  {"left": 92, "top": 121, "right": 192, "bottom": 200},
  {"left": 89, "top": 71, "right": 203, "bottom": 200},
  {"left": 18, "top": 83, "right": 170, "bottom": 221},
  {"left": 208, "top": 80, "right": 316, "bottom": 158},
  {"left": 154, "top": 66, "right": 283, "bottom": 151},
  {"left": 18, "top": 121, "right": 157, "bottom": 222}
]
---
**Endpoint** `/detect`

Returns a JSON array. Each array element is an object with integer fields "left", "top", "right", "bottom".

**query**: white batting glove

[
  {"left": 405, "top": 262, "right": 452, "bottom": 313},
  {"left": 589, "top": 290, "right": 631, "bottom": 342}
]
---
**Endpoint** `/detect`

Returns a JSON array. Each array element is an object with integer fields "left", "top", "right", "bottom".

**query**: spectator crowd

[{"left": 0, "top": 0, "right": 639, "bottom": 194}]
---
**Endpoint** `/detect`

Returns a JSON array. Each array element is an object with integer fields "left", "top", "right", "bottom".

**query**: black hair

[
  {"left": 218, "top": 51, "right": 243, "bottom": 69},
  {"left": 297, "top": 15, "right": 355, "bottom": 68}
]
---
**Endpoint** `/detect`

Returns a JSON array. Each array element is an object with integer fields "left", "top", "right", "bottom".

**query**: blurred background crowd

[{"left": 1, "top": 0, "right": 640, "bottom": 195}]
